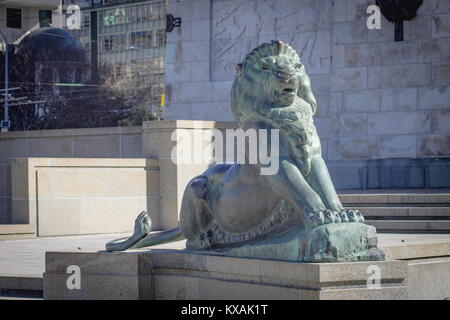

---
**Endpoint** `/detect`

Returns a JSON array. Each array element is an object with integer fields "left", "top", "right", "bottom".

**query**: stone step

[
  {"left": 339, "top": 193, "right": 450, "bottom": 205},
  {"left": 366, "top": 220, "right": 450, "bottom": 232},
  {"left": 350, "top": 207, "right": 450, "bottom": 218},
  {"left": 0, "top": 274, "right": 43, "bottom": 299},
  {"left": 0, "top": 294, "right": 43, "bottom": 300},
  {"left": 0, "top": 224, "right": 36, "bottom": 240}
]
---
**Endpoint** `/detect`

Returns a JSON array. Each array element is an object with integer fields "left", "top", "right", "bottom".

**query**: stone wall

[
  {"left": 0, "top": 126, "right": 143, "bottom": 224},
  {"left": 164, "top": 0, "right": 450, "bottom": 163},
  {"left": 0, "top": 121, "right": 236, "bottom": 232},
  {"left": 10, "top": 158, "right": 158, "bottom": 236}
]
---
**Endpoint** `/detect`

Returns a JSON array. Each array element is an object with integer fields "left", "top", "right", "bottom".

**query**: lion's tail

[
  {"left": 105, "top": 213, "right": 185, "bottom": 252},
  {"left": 131, "top": 227, "right": 185, "bottom": 249}
]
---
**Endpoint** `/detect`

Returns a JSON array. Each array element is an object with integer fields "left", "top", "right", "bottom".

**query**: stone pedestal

[{"left": 43, "top": 250, "right": 407, "bottom": 300}]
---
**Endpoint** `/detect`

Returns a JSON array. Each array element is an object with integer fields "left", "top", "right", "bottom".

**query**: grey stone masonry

[{"left": 164, "top": 0, "right": 450, "bottom": 162}]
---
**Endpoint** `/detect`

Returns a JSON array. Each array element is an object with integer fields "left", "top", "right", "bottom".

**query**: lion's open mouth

[{"left": 281, "top": 88, "right": 295, "bottom": 95}]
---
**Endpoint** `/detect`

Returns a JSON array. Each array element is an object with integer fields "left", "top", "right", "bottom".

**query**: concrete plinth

[{"left": 43, "top": 250, "right": 407, "bottom": 300}]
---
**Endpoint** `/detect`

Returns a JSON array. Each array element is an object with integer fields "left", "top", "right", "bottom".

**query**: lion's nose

[{"left": 277, "top": 69, "right": 295, "bottom": 80}]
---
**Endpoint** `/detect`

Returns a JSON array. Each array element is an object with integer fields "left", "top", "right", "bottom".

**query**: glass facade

[
  {"left": 7, "top": 8, "right": 22, "bottom": 29},
  {"left": 39, "top": 10, "right": 53, "bottom": 28},
  {"left": 64, "top": 0, "right": 166, "bottom": 115}
]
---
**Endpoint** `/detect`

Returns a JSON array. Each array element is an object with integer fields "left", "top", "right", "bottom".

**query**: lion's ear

[{"left": 235, "top": 63, "right": 243, "bottom": 75}]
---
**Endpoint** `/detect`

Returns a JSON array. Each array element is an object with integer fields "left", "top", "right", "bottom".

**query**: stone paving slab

[
  {"left": 337, "top": 189, "right": 450, "bottom": 194},
  {"left": 0, "top": 232, "right": 450, "bottom": 279}
]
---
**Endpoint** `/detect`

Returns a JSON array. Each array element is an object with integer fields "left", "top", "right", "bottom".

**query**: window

[
  {"left": 82, "top": 12, "right": 90, "bottom": 29},
  {"left": 7, "top": 8, "right": 21, "bottom": 29},
  {"left": 129, "top": 31, "right": 152, "bottom": 50},
  {"left": 102, "top": 36, "right": 113, "bottom": 53},
  {"left": 112, "top": 33, "right": 126, "bottom": 51},
  {"left": 156, "top": 30, "right": 165, "bottom": 48},
  {"left": 39, "top": 10, "right": 52, "bottom": 28},
  {"left": 101, "top": 34, "right": 126, "bottom": 53},
  {"left": 102, "top": 8, "right": 125, "bottom": 26}
]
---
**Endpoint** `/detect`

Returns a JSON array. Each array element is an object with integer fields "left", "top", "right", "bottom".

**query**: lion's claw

[
  {"left": 357, "top": 211, "right": 364, "bottom": 222},
  {"left": 333, "top": 211, "right": 342, "bottom": 223},
  {"left": 307, "top": 209, "right": 341, "bottom": 228},
  {"left": 323, "top": 210, "right": 335, "bottom": 224},
  {"left": 340, "top": 209, "right": 365, "bottom": 223},
  {"left": 306, "top": 208, "right": 365, "bottom": 228},
  {"left": 307, "top": 211, "right": 325, "bottom": 228},
  {"left": 339, "top": 211, "right": 350, "bottom": 223},
  {"left": 348, "top": 210, "right": 364, "bottom": 223}
]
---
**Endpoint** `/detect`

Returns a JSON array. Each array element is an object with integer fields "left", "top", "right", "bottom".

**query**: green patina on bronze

[{"left": 106, "top": 40, "right": 385, "bottom": 262}]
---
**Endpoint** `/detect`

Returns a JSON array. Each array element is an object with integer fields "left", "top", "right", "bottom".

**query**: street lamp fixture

[{"left": 0, "top": 31, "right": 10, "bottom": 132}]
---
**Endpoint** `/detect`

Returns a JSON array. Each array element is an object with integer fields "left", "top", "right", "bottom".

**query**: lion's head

[{"left": 231, "top": 40, "right": 317, "bottom": 125}]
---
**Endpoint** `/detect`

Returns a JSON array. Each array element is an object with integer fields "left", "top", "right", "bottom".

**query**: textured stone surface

[
  {"left": 432, "top": 62, "right": 450, "bottom": 85},
  {"left": 343, "top": 89, "right": 380, "bottom": 112},
  {"left": 368, "top": 111, "right": 431, "bottom": 135},
  {"left": 332, "top": 67, "right": 367, "bottom": 90},
  {"left": 40, "top": 247, "right": 450, "bottom": 300},
  {"left": 381, "top": 88, "right": 417, "bottom": 111},
  {"left": 163, "top": 0, "right": 450, "bottom": 164},
  {"left": 378, "top": 135, "right": 418, "bottom": 158},
  {"left": 345, "top": 43, "right": 381, "bottom": 67},
  {"left": 407, "top": 257, "right": 450, "bottom": 300},
  {"left": 418, "top": 85, "right": 450, "bottom": 110},
  {"left": 432, "top": 13, "right": 450, "bottom": 38},
  {"left": 43, "top": 250, "right": 407, "bottom": 300},
  {"left": 9, "top": 158, "right": 158, "bottom": 236},
  {"left": 419, "top": 134, "right": 450, "bottom": 156}
]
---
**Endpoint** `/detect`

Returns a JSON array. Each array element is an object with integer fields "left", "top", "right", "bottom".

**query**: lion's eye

[{"left": 261, "top": 63, "right": 269, "bottom": 70}]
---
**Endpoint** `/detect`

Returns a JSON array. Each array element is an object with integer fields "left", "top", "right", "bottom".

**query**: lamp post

[{"left": 0, "top": 31, "right": 9, "bottom": 132}]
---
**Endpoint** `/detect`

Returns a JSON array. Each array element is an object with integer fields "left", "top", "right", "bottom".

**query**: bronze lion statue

[{"left": 107, "top": 40, "right": 384, "bottom": 262}]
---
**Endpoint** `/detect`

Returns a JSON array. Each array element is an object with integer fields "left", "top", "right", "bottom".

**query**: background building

[
  {"left": 0, "top": 0, "right": 62, "bottom": 47},
  {"left": 63, "top": 0, "right": 167, "bottom": 115},
  {"left": 0, "top": 0, "right": 168, "bottom": 130},
  {"left": 163, "top": 0, "right": 450, "bottom": 190}
]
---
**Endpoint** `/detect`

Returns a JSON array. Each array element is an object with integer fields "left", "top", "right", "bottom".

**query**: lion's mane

[{"left": 231, "top": 40, "right": 317, "bottom": 128}]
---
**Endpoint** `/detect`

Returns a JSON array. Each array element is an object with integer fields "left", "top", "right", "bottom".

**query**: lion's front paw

[
  {"left": 306, "top": 209, "right": 340, "bottom": 228},
  {"left": 338, "top": 211, "right": 350, "bottom": 223},
  {"left": 333, "top": 211, "right": 342, "bottom": 223},
  {"left": 339, "top": 209, "right": 364, "bottom": 223},
  {"left": 323, "top": 209, "right": 336, "bottom": 224},
  {"left": 346, "top": 209, "right": 365, "bottom": 223},
  {"left": 306, "top": 211, "right": 325, "bottom": 228}
]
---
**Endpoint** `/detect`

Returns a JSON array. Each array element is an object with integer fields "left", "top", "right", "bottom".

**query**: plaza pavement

[{"left": 1, "top": 232, "right": 450, "bottom": 278}]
